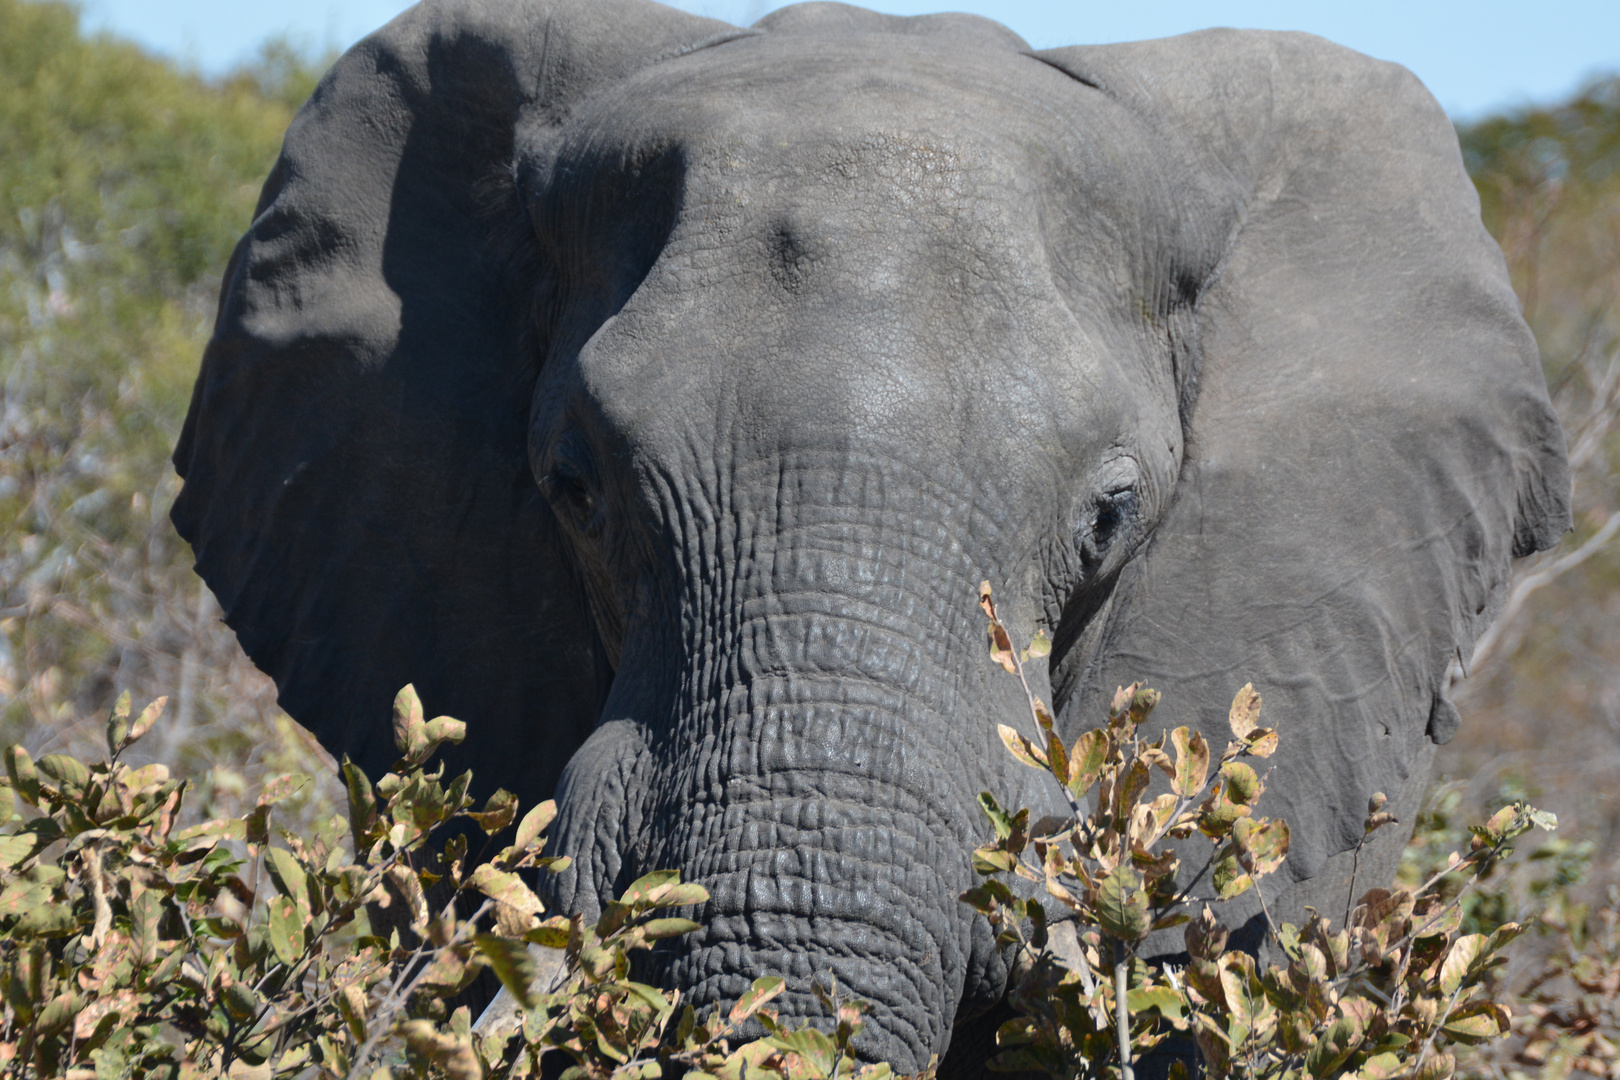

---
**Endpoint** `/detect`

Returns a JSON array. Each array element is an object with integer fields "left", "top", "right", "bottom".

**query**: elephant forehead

[
  {"left": 549, "top": 29, "right": 1136, "bottom": 206},
  {"left": 544, "top": 30, "right": 1176, "bottom": 485}
]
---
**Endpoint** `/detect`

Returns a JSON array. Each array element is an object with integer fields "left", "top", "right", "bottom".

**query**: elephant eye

[
  {"left": 1083, "top": 487, "right": 1138, "bottom": 568},
  {"left": 543, "top": 443, "right": 602, "bottom": 538}
]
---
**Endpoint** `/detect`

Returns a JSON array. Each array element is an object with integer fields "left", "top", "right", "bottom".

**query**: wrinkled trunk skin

[{"left": 546, "top": 460, "right": 1057, "bottom": 1073}]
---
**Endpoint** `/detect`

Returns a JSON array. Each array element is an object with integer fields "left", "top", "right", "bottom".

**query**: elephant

[{"left": 170, "top": 0, "right": 1571, "bottom": 1071}]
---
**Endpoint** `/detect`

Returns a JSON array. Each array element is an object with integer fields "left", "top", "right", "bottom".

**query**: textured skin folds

[{"left": 172, "top": 1, "right": 1569, "bottom": 1072}]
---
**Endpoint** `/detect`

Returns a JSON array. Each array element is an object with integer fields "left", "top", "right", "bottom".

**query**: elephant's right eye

[{"left": 543, "top": 450, "right": 602, "bottom": 539}]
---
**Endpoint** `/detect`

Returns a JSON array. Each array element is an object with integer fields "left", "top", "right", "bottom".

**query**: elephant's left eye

[{"left": 1082, "top": 487, "right": 1138, "bottom": 569}]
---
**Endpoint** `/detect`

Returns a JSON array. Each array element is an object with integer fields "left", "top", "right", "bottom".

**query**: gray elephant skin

[{"left": 171, "top": 0, "right": 1571, "bottom": 1071}]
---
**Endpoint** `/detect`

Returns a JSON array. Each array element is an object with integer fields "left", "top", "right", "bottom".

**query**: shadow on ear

[
  {"left": 1038, "top": 32, "right": 1570, "bottom": 901},
  {"left": 171, "top": 0, "right": 749, "bottom": 800}
]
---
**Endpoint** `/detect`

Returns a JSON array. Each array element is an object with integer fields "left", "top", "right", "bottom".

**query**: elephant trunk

[
  {"left": 652, "top": 669, "right": 998, "bottom": 1071},
  {"left": 547, "top": 465, "right": 1057, "bottom": 1071}
]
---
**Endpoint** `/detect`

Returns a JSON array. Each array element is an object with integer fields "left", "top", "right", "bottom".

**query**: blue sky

[{"left": 79, "top": 0, "right": 1619, "bottom": 121}]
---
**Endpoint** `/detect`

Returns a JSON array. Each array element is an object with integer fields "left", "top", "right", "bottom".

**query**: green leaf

[
  {"left": 15, "top": 900, "right": 78, "bottom": 937},
  {"left": 468, "top": 788, "right": 518, "bottom": 835},
  {"left": 770, "top": 1027, "right": 836, "bottom": 1075},
  {"left": 640, "top": 917, "right": 703, "bottom": 940},
  {"left": 1096, "top": 865, "right": 1151, "bottom": 942},
  {"left": 256, "top": 772, "right": 311, "bottom": 808},
  {"left": 1304, "top": 1016, "right": 1362, "bottom": 1078},
  {"left": 729, "top": 976, "right": 787, "bottom": 1024},
  {"left": 36, "top": 753, "right": 89, "bottom": 794},
  {"left": 1360, "top": 1051, "right": 1406, "bottom": 1080},
  {"left": 978, "top": 792, "right": 1013, "bottom": 840},
  {"left": 475, "top": 934, "right": 539, "bottom": 1010},
  {"left": 972, "top": 848, "right": 1019, "bottom": 875},
  {"left": 525, "top": 916, "right": 574, "bottom": 949},
  {"left": 265, "top": 847, "right": 309, "bottom": 907},
  {"left": 267, "top": 894, "right": 305, "bottom": 967},
  {"left": 222, "top": 982, "right": 261, "bottom": 1021},
  {"left": 341, "top": 759, "right": 377, "bottom": 850},
  {"left": 1218, "top": 961, "right": 1255, "bottom": 1030},
  {"left": 131, "top": 888, "right": 162, "bottom": 964},
  {"left": 107, "top": 690, "right": 131, "bottom": 755},
  {"left": 0, "top": 833, "right": 39, "bottom": 869},
  {"left": 620, "top": 869, "right": 681, "bottom": 906},
  {"left": 1128, "top": 985, "right": 1186, "bottom": 1020},
  {"left": 175, "top": 817, "right": 247, "bottom": 847},
  {"left": 5, "top": 746, "right": 38, "bottom": 805},
  {"left": 0, "top": 870, "right": 59, "bottom": 918},
  {"left": 1221, "top": 762, "right": 1261, "bottom": 805},
  {"left": 1027, "top": 629, "right": 1053, "bottom": 658}
]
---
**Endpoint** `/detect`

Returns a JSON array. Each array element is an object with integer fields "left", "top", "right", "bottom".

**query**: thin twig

[{"left": 1114, "top": 938, "right": 1135, "bottom": 1080}]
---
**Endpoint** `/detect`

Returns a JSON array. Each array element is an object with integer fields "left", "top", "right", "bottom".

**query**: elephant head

[{"left": 172, "top": 0, "right": 1569, "bottom": 1070}]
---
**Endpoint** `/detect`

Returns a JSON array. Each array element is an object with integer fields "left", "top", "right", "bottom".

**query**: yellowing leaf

[
  {"left": 422, "top": 715, "right": 466, "bottom": 748},
  {"left": 1233, "top": 817, "right": 1291, "bottom": 877},
  {"left": 1027, "top": 629, "right": 1053, "bottom": 658},
  {"left": 511, "top": 799, "right": 557, "bottom": 858},
  {"left": 392, "top": 684, "right": 425, "bottom": 754},
  {"left": 1245, "top": 728, "right": 1279, "bottom": 758},
  {"left": 1442, "top": 1002, "right": 1509, "bottom": 1043},
  {"left": 1212, "top": 846, "right": 1254, "bottom": 900},
  {"left": 1440, "top": 933, "right": 1486, "bottom": 996},
  {"left": 470, "top": 865, "right": 543, "bottom": 917},
  {"left": 730, "top": 976, "right": 787, "bottom": 1024},
  {"left": 1068, "top": 729, "right": 1109, "bottom": 795},
  {"left": 998, "top": 724, "right": 1047, "bottom": 770},
  {"left": 1228, "top": 684, "right": 1262, "bottom": 739},
  {"left": 127, "top": 695, "right": 167, "bottom": 746},
  {"left": 1171, "top": 727, "right": 1211, "bottom": 797}
]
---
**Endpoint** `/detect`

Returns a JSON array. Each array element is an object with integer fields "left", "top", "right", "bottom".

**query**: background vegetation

[{"left": 0, "top": 0, "right": 1616, "bottom": 1073}]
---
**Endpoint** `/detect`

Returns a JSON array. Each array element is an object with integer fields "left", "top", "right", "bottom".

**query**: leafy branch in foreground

[
  {"left": 969, "top": 582, "right": 1558, "bottom": 1080},
  {"left": 0, "top": 686, "right": 918, "bottom": 1079}
]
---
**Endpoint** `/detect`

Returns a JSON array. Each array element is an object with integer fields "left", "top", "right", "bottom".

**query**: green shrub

[
  {"left": 0, "top": 595, "right": 1582, "bottom": 1080},
  {"left": 0, "top": 687, "right": 899, "bottom": 1079},
  {"left": 967, "top": 585, "right": 1561, "bottom": 1080}
]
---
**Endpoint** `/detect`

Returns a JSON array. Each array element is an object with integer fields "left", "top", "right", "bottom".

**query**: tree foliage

[{"left": 0, "top": 0, "right": 335, "bottom": 828}]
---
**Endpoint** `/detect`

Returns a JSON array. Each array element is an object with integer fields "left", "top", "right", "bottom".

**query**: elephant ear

[
  {"left": 172, "top": 0, "right": 746, "bottom": 797},
  {"left": 1038, "top": 33, "right": 1570, "bottom": 889}
]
